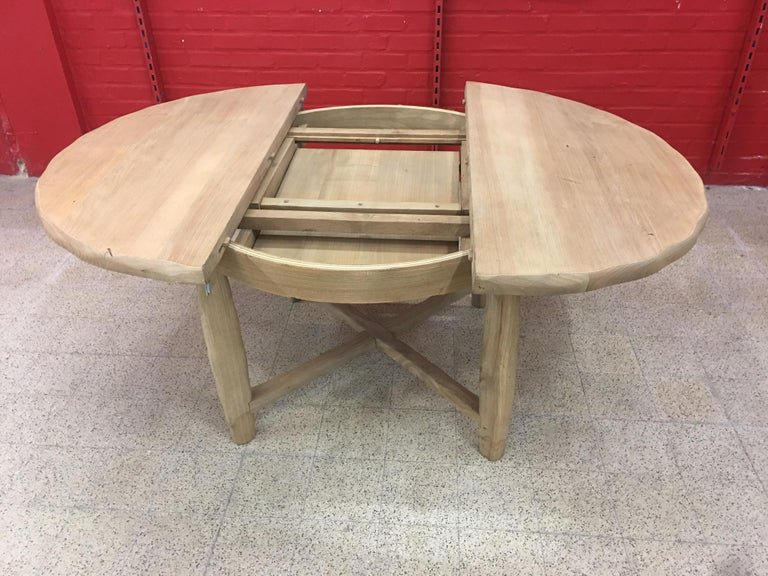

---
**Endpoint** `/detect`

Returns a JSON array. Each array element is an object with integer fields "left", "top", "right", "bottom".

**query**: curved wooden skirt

[{"left": 219, "top": 240, "right": 472, "bottom": 304}]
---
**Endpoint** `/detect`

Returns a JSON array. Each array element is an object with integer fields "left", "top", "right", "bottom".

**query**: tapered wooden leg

[
  {"left": 478, "top": 294, "right": 520, "bottom": 460},
  {"left": 197, "top": 271, "right": 255, "bottom": 444}
]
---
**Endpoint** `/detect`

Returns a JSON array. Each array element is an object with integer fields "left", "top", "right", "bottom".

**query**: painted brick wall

[
  {"left": 3, "top": 0, "right": 765, "bottom": 183},
  {"left": 49, "top": 0, "right": 437, "bottom": 130}
]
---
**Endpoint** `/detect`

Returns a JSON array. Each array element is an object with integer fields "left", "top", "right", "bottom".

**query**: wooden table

[{"left": 36, "top": 82, "right": 708, "bottom": 460}]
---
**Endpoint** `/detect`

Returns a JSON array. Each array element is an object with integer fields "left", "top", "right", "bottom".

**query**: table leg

[
  {"left": 197, "top": 270, "right": 255, "bottom": 444},
  {"left": 478, "top": 294, "right": 520, "bottom": 460}
]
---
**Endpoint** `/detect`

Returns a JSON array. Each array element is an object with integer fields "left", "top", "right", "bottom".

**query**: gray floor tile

[
  {"left": 571, "top": 330, "right": 640, "bottom": 374},
  {"left": 539, "top": 535, "right": 634, "bottom": 576},
  {"left": 458, "top": 529, "right": 544, "bottom": 575},
  {"left": 377, "top": 523, "right": 460, "bottom": 575},
  {"left": 595, "top": 419, "right": 677, "bottom": 474},
  {"left": 737, "top": 425, "right": 768, "bottom": 485},
  {"left": 208, "top": 516, "right": 300, "bottom": 575},
  {"left": 249, "top": 403, "right": 323, "bottom": 456},
  {"left": 304, "top": 457, "right": 385, "bottom": 522},
  {"left": 519, "top": 415, "right": 603, "bottom": 470},
  {"left": 458, "top": 463, "right": 538, "bottom": 532},
  {"left": 227, "top": 454, "right": 312, "bottom": 518},
  {"left": 581, "top": 372, "right": 661, "bottom": 419},
  {"left": 123, "top": 510, "right": 219, "bottom": 576},
  {"left": 381, "top": 460, "right": 459, "bottom": 525},
  {"left": 609, "top": 471, "right": 703, "bottom": 541},
  {"left": 667, "top": 423, "right": 758, "bottom": 482},
  {"left": 316, "top": 405, "right": 389, "bottom": 458},
  {"left": 532, "top": 469, "right": 619, "bottom": 537},
  {"left": 627, "top": 540, "right": 721, "bottom": 576},
  {"left": 650, "top": 376, "right": 726, "bottom": 422},
  {"left": 0, "top": 504, "right": 66, "bottom": 575},
  {"left": 50, "top": 509, "right": 141, "bottom": 576},
  {"left": 516, "top": 366, "right": 589, "bottom": 416},
  {"left": 326, "top": 351, "right": 394, "bottom": 408},
  {"left": 682, "top": 473, "right": 768, "bottom": 546},
  {"left": 386, "top": 409, "right": 458, "bottom": 463},
  {"left": 391, "top": 370, "right": 457, "bottom": 411},
  {"left": 293, "top": 520, "right": 382, "bottom": 576},
  {"left": 147, "top": 451, "right": 240, "bottom": 516}
]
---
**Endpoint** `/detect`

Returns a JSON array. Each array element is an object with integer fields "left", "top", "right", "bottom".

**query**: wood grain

[
  {"left": 241, "top": 209, "right": 469, "bottom": 238},
  {"left": 294, "top": 104, "right": 465, "bottom": 130},
  {"left": 197, "top": 270, "right": 255, "bottom": 444},
  {"left": 36, "top": 84, "right": 306, "bottom": 284},
  {"left": 465, "top": 82, "right": 708, "bottom": 296},
  {"left": 478, "top": 294, "right": 520, "bottom": 461}
]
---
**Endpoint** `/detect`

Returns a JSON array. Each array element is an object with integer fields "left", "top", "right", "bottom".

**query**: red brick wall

[{"left": 1, "top": 0, "right": 765, "bottom": 184}]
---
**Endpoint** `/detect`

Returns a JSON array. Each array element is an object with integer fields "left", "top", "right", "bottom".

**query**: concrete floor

[{"left": 1, "top": 174, "right": 768, "bottom": 575}]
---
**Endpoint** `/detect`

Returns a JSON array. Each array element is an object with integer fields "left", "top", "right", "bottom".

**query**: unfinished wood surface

[
  {"left": 197, "top": 270, "right": 255, "bottom": 444},
  {"left": 36, "top": 84, "right": 305, "bottom": 284},
  {"left": 260, "top": 198, "right": 462, "bottom": 215},
  {"left": 478, "top": 294, "right": 520, "bottom": 461},
  {"left": 459, "top": 140, "right": 471, "bottom": 213},
  {"left": 465, "top": 81, "right": 708, "bottom": 296},
  {"left": 249, "top": 137, "right": 297, "bottom": 206},
  {"left": 275, "top": 148, "right": 460, "bottom": 205},
  {"left": 250, "top": 236, "right": 458, "bottom": 267},
  {"left": 288, "top": 127, "right": 463, "bottom": 144},
  {"left": 241, "top": 209, "right": 469, "bottom": 238},
  {"left": 294, "top": 104, "right": 465, "bottom": 130},
  {"left": 328, "top": 304, "right": 480, "bottom": 421},
  {"left": 219, "top": 241, "right": 472, "bottom": 304}
]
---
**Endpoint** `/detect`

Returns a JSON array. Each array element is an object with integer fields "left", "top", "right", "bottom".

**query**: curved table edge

[{"left": 472, "top": 202, "right": 710, "bottom": 297}]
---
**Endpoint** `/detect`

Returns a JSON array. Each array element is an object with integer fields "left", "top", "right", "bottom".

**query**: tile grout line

[{"left": 200, "top": 450, "right": 248, "bottom": 576}]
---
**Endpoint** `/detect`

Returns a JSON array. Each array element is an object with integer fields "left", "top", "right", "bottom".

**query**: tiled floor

[{"left": 1, "top": 174, "right": 768, "bottom": 575}]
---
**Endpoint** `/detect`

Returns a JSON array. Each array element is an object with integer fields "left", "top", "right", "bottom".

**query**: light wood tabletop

[
  {"left": 466, "top": 81, "right": 708, "bottom": 296},
  {"left": 36, "top": 84, "right": 306, "bottom": 284}
]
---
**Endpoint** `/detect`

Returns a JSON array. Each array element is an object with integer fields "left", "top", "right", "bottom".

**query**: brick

[
  {"left": 344, "top": 71, "right": 387, "bottom": 88},
  {"left": 361, "top": 14, "right": 407, "bottom": 31},
  {"left": 361, "top": 52, "right": 409, "bottom": 69},
  {"left": 295, "top": 0, "right": 342, "bottom": 12}
]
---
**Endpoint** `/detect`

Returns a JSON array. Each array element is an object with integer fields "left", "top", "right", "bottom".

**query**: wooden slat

[
  {"left": 260, "top": 197, "right": 463, "bottom": 215},
  {"left": 328, "top": 304, "right": 480, "bottom": 421},
  {"left": 250, "top": 137, "right": 297, "bottom": 206},
  {"left": 36, "top": 84, "right": 306, "bottom": 284},
  {"left": 295, "top": 105, "right": 465, "bottom": 131},
  {"left": 288, "top": 127, "right": 464, "bottom": 144},
  {"left": 459, "top": 140, "right": 471, "bottom": 213},
  {"left": 240, "top": 209, "right": 469, "bottom": 238}
]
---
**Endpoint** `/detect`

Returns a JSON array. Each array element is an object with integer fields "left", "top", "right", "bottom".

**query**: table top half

[
  {"left": 36, "top": 84, "right": 306, "bottom": 284},
  {"left": 35, "top": 82, "right": 708, "bottom": 294}
]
